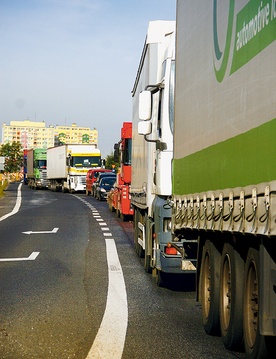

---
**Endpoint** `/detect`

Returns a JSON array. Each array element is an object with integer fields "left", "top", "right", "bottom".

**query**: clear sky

[{"left": 0, "top": 0, "right": 176, "bottom": 158}]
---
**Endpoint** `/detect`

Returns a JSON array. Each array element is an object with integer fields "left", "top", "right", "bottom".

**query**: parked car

[
  {"left": 95, "top": 176, "right": 116, "bottom": 201},
  {"left": 92, "top": 172, "right": 116, "bottom": 197},
  {"left": 86, "top": 169, "right": 112, "bottom": 195}
]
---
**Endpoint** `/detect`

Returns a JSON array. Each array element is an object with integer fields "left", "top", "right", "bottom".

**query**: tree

[
  {"left": 0, "top": 142, "right": 23, "bottom": 173},
  {"left": 105, "top": 151, "right": 119, "bottom": 171}
]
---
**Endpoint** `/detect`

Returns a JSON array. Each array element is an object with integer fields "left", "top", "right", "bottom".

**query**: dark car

[
  {"left": 92, "top": 172, "right": 116, "bottom": 197},
  {"left": 95, "top": 176, "right": 116, "bottom": 201}
]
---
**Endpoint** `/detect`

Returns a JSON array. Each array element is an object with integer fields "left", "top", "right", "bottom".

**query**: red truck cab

[{"left": 107, "top": 122, "right": 133, "bottom": 220}]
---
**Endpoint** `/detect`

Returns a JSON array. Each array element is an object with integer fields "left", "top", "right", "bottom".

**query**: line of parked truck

[
  {"left": 128, "top": 1, "right": 275, "bottom": 358},
  {"left": 22, "top": 1, "right": 275, "bottom": 357}
]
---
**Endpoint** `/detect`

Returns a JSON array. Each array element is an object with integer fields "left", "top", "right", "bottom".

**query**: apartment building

[{"left": 1, "top": 120, "right": 98, "bottom": 149}]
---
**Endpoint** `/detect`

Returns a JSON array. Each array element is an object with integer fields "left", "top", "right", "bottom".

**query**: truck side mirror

[
  {"left": 66, "top": 155, "right": 72, "bottom": 166},
  {"left": 138, "top": 121, "right": 152, "bottom": 135},
  {"left": 114, "top": 148, "right": 119, "bottom": 163},
  {"left": 139, "top": 91, "right": 152, "bottom": 120}
]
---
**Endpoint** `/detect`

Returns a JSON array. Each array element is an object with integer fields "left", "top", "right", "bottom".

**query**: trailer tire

[
  {"left": 144, "top": 213, "right": 152, "bottom": 273},
  {"left": 134, "top": 210, "right": 144, "bottom": 258},
  {"left": 243, "top": 248, "right": 273, "bottom": 359},
  {"left": 62, "top": 181, "right": 68, "bottom": 193},
  {"left": 156, "top": 269, "right": 165, "bottom": 287},
  {"left": 200, "top": 240, "right": 221, "bottom": 335},
  {"left": 220, "top": 243, "right": 244, "bottom": 350},
  {"left": 144, "top": 255, "right": 151, "bottom": 273}
]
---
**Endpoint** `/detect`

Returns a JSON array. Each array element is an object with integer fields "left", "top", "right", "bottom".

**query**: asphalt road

[{"left": 0, "top": 183, "right": 246, "bottom": 359}]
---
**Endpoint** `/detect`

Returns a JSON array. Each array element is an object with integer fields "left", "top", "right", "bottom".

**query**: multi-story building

[
  {"left": 55, "top": 123, "right": 98, "bottom": 146},
  {"left": 1, "top": 120, "right": 98, "bottom": 149}
]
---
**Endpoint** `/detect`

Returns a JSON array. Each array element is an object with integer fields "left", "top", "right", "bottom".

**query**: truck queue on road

[{"left": 2, "top": 1, "right": 275, "bottom": 358}]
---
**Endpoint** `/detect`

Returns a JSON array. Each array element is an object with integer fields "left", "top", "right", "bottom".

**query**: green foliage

[
  {"left": 105, "top": 152, "right": 119, "bottom": 171},
  {"left": 0, "top": 142, "right": 23, "bottom": 173}
]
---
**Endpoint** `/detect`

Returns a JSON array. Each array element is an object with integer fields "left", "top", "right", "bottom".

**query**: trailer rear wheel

[
  {"left": 243, "top": 248, "right": 273, "bottom": 359},
  {"left": 200, "top": 240, "right": 221, "bottom": 335},
  {"left": 220, "top": 243, "right": 244, "bottom": 350}
]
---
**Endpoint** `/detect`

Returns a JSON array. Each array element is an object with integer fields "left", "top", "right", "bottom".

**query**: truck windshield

[
  {"left": 35, "top": 160, "right": 47, "bottom": 169},
  {"left": 72, "top": 156, "right": 101, "bottom": 167}
]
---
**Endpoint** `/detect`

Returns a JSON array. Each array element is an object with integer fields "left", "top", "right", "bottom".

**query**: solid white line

[
  {"left": 0, "top": 251, "right": 40, "bottom": 262},
  {"left": 86, "top": 238, "right": 128, "bottom": 359},
  {"left": 0, "top": 183, "right": 22, "bottom": 222}
]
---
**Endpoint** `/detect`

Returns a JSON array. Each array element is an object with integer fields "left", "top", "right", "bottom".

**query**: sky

[{"left": 0, "top": 0, "right": 176, "bottom": 158}]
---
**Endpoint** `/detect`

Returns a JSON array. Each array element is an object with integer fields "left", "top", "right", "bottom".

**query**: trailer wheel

[
  {"left": 62, "top": 181, "right": 68, "bottom": 193},
  {"left": 134, "top": 210, "right": 144, "bottom": 258},
  {"left": 144, "top": 213, "right": 152, "bottom": 273},
  {"left": 220, "top": 243, "right": 244, "bottom": 350},
  {"left": 200, "top": 240, "right": 221, "bottom": 335},
  {"left": 156, "top": 269, "right": 165, "bottom": 287},
  {"left": 243, "top": 248, "right": 273, "bottom": 359}
]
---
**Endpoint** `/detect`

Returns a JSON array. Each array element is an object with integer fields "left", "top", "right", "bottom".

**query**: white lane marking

[
  {"left": 103, "top": 233, "right": 112, "bottom": 237},
  {"left": 101, "top": 227, "right": 109, "bottom": 231},
  {"left": 22, "top": 227, "right": 59, "bottom": 235},
  {"left": 0, "top": 251, "right": 40, "bottom": 262},
  {"left": 86, "top": 238, "right": 128, "bottom": 359},
  {"left": 73, "top": 195, "right": 128, "bottom": 358},
  {"left": 0, "top": 183, "right": 22, "bottom": 222}
]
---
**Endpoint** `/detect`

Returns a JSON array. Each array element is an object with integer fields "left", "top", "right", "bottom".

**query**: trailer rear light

[{"left": 165, "top": 246, "right": 178, "bottom": 255}]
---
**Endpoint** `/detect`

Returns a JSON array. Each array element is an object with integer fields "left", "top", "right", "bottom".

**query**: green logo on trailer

[{"left": 213, "top": 0, "right": 276, "bottom": 82}]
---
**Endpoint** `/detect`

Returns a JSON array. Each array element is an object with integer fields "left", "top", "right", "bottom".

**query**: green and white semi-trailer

[
  {"left": 174, "top": 1, "right": 275, "bottom": 357},
  {"left": 138, "top": 1, "right": 275, "bottom": 357}
]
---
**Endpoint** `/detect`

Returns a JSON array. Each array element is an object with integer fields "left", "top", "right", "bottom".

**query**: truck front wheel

[{"left": 200, "top": 240, "right": 221, "bottom": 335}]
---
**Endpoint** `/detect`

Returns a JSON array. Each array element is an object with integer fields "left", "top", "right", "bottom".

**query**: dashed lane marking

[{"left": 72, "top": 195, "right": 128, "bottom": 359}]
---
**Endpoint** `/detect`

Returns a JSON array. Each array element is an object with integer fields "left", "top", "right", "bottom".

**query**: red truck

[{"left": 108, "top": 122, "right": 133, "bottom": 221}]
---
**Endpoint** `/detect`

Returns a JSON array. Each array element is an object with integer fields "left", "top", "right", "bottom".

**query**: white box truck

[
  {"left": 131, "top": 20, "right": 197, "bottom": 287},
  {"left": 47, "top": 144, "right": 101, "bottom": 192},
  {"left": 138, "top": 1, "right": 275, "bottom": 357}
]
